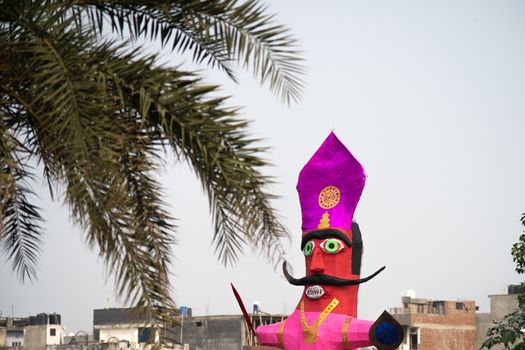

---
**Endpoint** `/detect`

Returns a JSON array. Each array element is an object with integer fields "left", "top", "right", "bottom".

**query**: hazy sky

[{"left": 2, "top": 0, "right": 525, "bottom": 334}]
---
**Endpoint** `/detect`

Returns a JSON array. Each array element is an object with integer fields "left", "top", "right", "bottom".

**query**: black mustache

[{"left": 282, "top": 261, "right": 385, "bottom": 286}]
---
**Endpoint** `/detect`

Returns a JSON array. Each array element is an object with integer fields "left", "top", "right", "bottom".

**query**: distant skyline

[{"left": 2, "top": 0, "right": 525, "bottom": 333}]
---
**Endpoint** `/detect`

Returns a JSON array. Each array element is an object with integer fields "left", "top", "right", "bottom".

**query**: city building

[
  {"left": 0, "top": 313, "right": 63, "bottom": 350},
  {"left": 0, "top": 316, "right": 28, "bottom": 347},
  {"left": 93, "top": 306, "right": 286, "bottom": 350},
  {"left": 4, "top": 288, "right": 519, "bottom": 350},
  {"left": 389, "top": 293, "right": 477, "bottom": 350},
  {"left": 175, "top": 313, "right": 286, "bottom": 350},
  {"left": 24, "top": 313, "right": 64, "bottom": 350},
  {"left": 93, "top": 307, "right": 163, "bottom": 348},
  {"left": 476, "top": 285, "right": 521, "bottom": 350},
  {"left": 63, "top": 332, "right": 97, "bottom": 346}
]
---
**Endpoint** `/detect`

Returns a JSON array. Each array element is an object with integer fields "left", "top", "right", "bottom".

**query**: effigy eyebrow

[{"left": 301, "top": 229, "right": 352, "bottom": 250}]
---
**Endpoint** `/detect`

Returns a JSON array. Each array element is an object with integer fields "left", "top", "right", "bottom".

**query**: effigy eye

[
  {"left": 320, "top": 238, "right": 344, "bottom": 254},
  {"left": 303, "top": 241, "right": 315, "bottom": 256}
]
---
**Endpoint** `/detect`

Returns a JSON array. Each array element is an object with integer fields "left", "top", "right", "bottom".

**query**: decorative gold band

[
  {"left": 315, "top": 298, "right": 339, "bottom": 327},
  {"left": 342, "top": 317, "right": 352, "bottom": 349},
  {"left": 277, "top": 319, "right": 286, "bottom": 348},
  {"left": 300, "top": 298, "right": 340, "bottom": 344}
]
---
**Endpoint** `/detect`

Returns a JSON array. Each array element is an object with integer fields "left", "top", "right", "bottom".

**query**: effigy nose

[{"left": 309, "top": 248, "right": 324, "bottom": 273}]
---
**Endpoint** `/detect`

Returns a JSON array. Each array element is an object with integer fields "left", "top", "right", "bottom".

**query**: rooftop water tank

[
  {"left": 49, "top": 314, "right": 61, "bottom": 325},
  {"left": 401, "top": 289, "right": 416, "bottom": 299}
]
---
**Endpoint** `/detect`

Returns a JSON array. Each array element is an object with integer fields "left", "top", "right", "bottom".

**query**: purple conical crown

[{"left": 297, "top": 132, "right": 366, "bottom": 232}]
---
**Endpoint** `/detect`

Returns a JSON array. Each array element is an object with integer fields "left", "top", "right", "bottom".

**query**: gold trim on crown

[
  {"left": 318, "top": 212, "right": 330, "bottom": 229},
  {"left": 317, "top": 186, "right": 340, "bottom": 229},
  {"left": 318, "top": 186, "right": 341, "bottom": 209}
]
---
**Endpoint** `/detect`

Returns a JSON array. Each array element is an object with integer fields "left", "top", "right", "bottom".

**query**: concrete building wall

[
  {"left": 476, "top": 313, "right": 495, "bottom": 350},
  {"left": 476, "top": 293, "right": 519, "bottom": 350},
  {"left": 47, "top": 324, "right": 64, "bottom": 345},
  {"left": 488, "top": 294, "right": 519, "bottom": 320},
  {"left": 6, "top": 330, "right": 24, "bottom": 347},
  {"left": 48, "top": 344, "right": 141, "bottom": 350},
  {"left": 98, "top": 327, "right": 138, "bottom": 344},
  {"left": 393, "top": 298, "right": 477, "bottom": 350},
  {"left": 411, "top": 302, "right": 477, "bottom": 350},
  {"left": 415, "top": 300, "right": 476, "bottom": 324},
  {"left": 24, "top": 324, "right": 64, "bottom": 349},
  {"left": 419, "top": 326, "right": 476, "bottom": 349},
  {"left": 0, "top": 328, "right": 6, "bottom": 346},
  {"left": 181, "top": 316, "right": 244, "bottom": 350},
  {"left": 93, "top": 308, "right": 163, "bottom": 348},
  {"left": 94, "top": 308, "right": 153, "bottom": 326},
  {"left": 25, "top": 325, "right": 48, "bottom": 350},
  {"left": 0, "top": 317, "right": 30, "bottom": 347}
]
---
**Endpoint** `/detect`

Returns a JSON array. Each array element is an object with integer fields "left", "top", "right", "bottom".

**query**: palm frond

[
  {"left": 1, "top": 2, "right": 176, "bottom": 313},
  {"left": 75, "top": 0, "right": 305, "bottom": 103},
  {"left": 1, "top": 0, "right": 296, "bottom": 324},
  {"left": 88, "top": 41, "right": 289, "bottom": 265},
  {"left": 110, "top": 61, "right": 289, "bottom": 265},
  {"left": 0, "top": 126, "right": 43, "bottom": 282},
  {"left": 210, "top": 0, "right": 306, "bottom": 104}
]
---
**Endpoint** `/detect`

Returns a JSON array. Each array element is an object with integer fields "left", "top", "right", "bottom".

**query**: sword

[{"left": 230, "top": 283, "right": 258, "bottom": 339}]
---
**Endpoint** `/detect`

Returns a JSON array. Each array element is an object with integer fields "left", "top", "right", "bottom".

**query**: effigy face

[
  {"left": 304, "top": 230, "right": 353, "bottom": 279},
  {"left": 255, "top": 132, "right": 403, "bottom": 350},
  {"left": 300, "top": 227, "right": 361, "bottom": 316}
]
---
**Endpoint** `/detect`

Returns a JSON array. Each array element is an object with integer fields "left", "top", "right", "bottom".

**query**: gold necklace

[{"left": 300, "top": 298, "right": 339, "bottom": 344}]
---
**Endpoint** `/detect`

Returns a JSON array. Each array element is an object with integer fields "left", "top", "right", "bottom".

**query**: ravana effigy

[{"left": 255, "top": 132, "right": 404, "bottom": 350}]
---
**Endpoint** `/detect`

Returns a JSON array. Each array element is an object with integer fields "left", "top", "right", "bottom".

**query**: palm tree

[{"left": 0, "top": 0, "right": 304, "bottom": 321}]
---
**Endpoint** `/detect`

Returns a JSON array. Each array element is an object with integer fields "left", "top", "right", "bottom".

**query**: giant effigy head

[
  {"left": 254, "top": 132, "right": 403, "bottom": 349},
  {"left": 282, "top": 131, "right": 385, "bottom": 317}
]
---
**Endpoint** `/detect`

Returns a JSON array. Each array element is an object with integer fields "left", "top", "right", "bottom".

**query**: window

[
  {"left": 50, "top": 328, "right": 56, "bottom": 336},
  {"left": 456, "top": 302, "right": 464, "bottom": 310},
  {"left": 433, "top": 301, "right": 445, "bottom": 315},
  {"left": 410, "top": 328, "right": 419, "bottom": 350},
  {"left": 138, "top": 327, "right": 153, "bottom": 343}
]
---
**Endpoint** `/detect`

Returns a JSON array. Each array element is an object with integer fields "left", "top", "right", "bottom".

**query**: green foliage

[
  {"left": 512, "top": 215, "right": 525, "bottom": 308},
  {"left": 0, "top": 0, "right": 304, "bottom": 322},
  {"left": 481, "top": 213, "right": 525, "bottom": 349},
  {"left": 482, "top": 310, "right": 525, "bottom": 349}
]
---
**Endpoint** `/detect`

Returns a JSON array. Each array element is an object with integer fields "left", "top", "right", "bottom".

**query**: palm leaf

[
  {"left": 0, "top": 127, "right": 43, "bottom": 282},
  {"left": 75, "top": 0, "right": 305, "bottom": 103},
  {"left": 91, "top": 45, "right": 289, "bottom": 265},
  {"left": 1, "top": 0, "right": 298, "bottom": 325}
]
